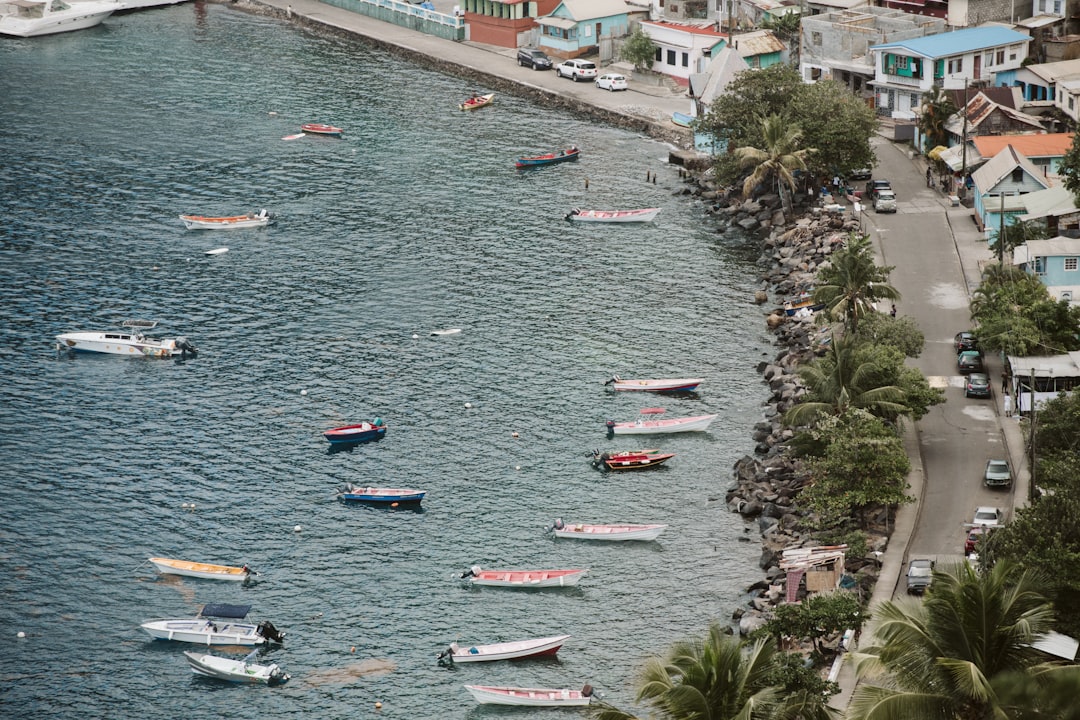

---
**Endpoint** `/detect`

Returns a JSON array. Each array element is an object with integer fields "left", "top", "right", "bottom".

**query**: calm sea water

[{"left": 0, "top": 5, "right": 773, "bottom": 718}]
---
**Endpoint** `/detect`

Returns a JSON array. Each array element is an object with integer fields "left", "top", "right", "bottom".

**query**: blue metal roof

[{"left": 870, "top": 27, "right": 1031, "bottom": 59}]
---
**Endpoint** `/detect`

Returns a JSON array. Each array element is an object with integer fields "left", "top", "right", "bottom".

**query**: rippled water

[{"left": 0, "top": 5, "right": 773, "bottom": 718}]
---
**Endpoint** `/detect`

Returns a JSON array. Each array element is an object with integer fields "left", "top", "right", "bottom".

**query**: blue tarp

[{"left": 200, "top": 603, "right": 252, "bottom": 619}]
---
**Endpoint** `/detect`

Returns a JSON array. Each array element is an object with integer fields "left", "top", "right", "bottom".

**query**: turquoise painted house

[
  {"left": 536, "top": 0, "right": 634, "bottom": 58},
  {"left": 971, "top": 145, "right": 1052, "bottom": 241},
  {"left": 1013, "top": 236, "right": 1080, "bottom": 304}
]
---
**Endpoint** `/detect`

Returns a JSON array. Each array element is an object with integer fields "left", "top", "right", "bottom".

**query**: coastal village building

[
  {"left": 639, "top": 19, "right": 728, "bottom": 81},
  {"left": 728, "top": 0, "right": 801, "bottom": 31},
  {"left": 1013, "top": 59, "right": 1080, "bottom": 124},
  {"left": 869, "top": 26, "right": 1032, "bottom": 118},
  {"left": 938, "top": 91, "right": 1047, "bottom": 156},
  {"left": 1005, "top": 353, "right": 1080, "bottom": 414},
  {"left": 1015, "top": 0, "right": 1068, "bottom": 63},
  {"left": 970, "top": 144, "right": 1053, "bottom": 238},
  {"left": 461, "top": 0, "right": 560, "bottom": 47},
  {"left": 878, "top": 0, "right": 1032, "bottom": 27},
  {"left": 972, "top": 133, "right": 1071, "bottom": 174},
  {"left": 536, "top": 0, "right": 644, "bottom": 58},
  {"left": 730, "top": 28, "right": 785, "bottom": 67},
  {"left": 798, "top": 6, "right": 944, "bottom": 93},
  {"left": 1019, "top": 184, "right": 1080, "bottom": 236},
  {"left": 1013, "top": 236, "right": 1080, "bottom": 303}
]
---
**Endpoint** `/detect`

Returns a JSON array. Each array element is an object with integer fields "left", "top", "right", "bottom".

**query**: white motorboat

[
  {"left": 605, "top": 408, "right": 717, "bottom": 435},
  {"left": 460, "top": 566, "right": 588, "bottom": 589},
  {"left": 564, "top": 207, "right": 660, "bottom": 223},
  {"left": 179, "top": 209, "right": 273, "bottom": 230},
  {"left": 56, "top": 320, "right": 197, "bottom": 358},
  {"left": 141, "top": 604, "right": 284, "bottom": 646},
  {"left": 605, "top": 375, "right": 703, "bottom": 392},
  {"left": 0, "top": 0, "right": 116, "bottom": 37},
  {"left": 149, "top": 557, "right": 255, "bottom": 582},
  {"left": 549, "top": 520, "right": 667, "bottom": 542},
  {"left": 184, "top": 650, "right": 289, "bottom": 685},
  {"left": 437, "top": 634, "right": 570, "bottom": 663},
  {"left": 465, "top": 684, "right": 596, "bottom": 706},
  {"left": 114, "top": 0, "right": 187, "bottom": 11}
]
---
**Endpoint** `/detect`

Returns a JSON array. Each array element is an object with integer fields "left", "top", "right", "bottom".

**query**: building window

[
  {"left": 896, "top": 56, "right": 908, "bottom": 70},
  {"left": 812, "top": 31, "right": 821, "bottom": 46},
  {"left": 911, "top": 92, "right": 919, "bottom": 105},
  {"left": 1039, "top": 0, "right": 1046, "bottom": 10},
  {"left": 1070, "top": 96, "right": 1075, "bottom": 110},
  {"left": 1066, "top": 257, "right": 1079, "bottom": 271},
  {"left": 655, "top": 48, "right": 662, "bottom": 61},
  {"left": 681, "top": 52, "right": 689, "bottom": 67},
  {"left": 997, "top": 50, "right": 1004, "bottom": 64},
  {"left": 667, "top": 49, "right": 676, "bottom": 65},
  {"left": 1012, "top": 167, "right": 1024, "bottom": 182},
  {"left": 1036, "top": 257, "right": 1045, "bottom": 274},
  {"left": 948, "top": 58, "right": 963, "bottom": 73},
  {"left": 985, "top": 52, "right": 993, "bottom": 67},
  {"left": 1054, "top": 0, "right": 1063, "bottom": 13}
]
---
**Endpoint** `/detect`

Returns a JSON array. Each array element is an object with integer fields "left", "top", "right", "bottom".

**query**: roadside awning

[
  {"left": 537, "top": 17, "right": 576, "bottom": 30},
  {"left": 927, "top": 145, "right": 948, "bottom": 161}
]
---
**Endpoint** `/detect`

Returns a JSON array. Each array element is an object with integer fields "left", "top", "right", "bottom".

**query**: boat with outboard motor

[
  {"left": 149, "top": 557, "right": 255, "bottom": 582},
  {"left": 323, "top": 418, "right": 386, "bottom": 444},
  {"left": 591, "top": 448, "right": 674, "bottom": 470},
  {"left": 605, "top": 408, "right": 717, "bottom": 435},
  {"left": 565, "top": 208, "right": 660, "bottom": 223},
  {"left": 548, "top": 519, "right": 667, "bottom": 542},
  {"left": 464, "top": 683, "right": 596, "bottom": 706},
  {"left": 437, "top": 634, "right": 570, "bottom": 663},
  {"left": 184, "top": 649, "right": 289, "bottom": 685},
  {"left": 604, "top": 375, "right": 703, "bottom": 393},
  {"left": 56, "top": 320, "right": 197, "bottom": 358},
  {"left": 179, "top": 209, "right": 272, "bottom": 230},
  {"left": 140, "top": 603, "right": 284, "bottom": 646},
  {"left": 460, "top": 565, "right": 587, "bottom": 589}
]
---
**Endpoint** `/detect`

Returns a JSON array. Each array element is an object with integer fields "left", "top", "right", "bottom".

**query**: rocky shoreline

[{"left": 690, "top": 180, "right": 887, "bottom": 636}]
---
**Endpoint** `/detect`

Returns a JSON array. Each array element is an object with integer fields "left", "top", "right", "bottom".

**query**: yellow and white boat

[{"left": 149, "top": 557, "right": 254, "bottom": 581}]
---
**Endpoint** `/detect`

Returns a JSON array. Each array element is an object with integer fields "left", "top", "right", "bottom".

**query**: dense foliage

[
  {"left": 1058, "top": 129, "right": 1080, "bottom": 204},
  {"left": 814, "top": 234, "right": 901, "bottom": 333},
  {"left": 733, "top": 114, "right": 811, "bottom": 202},
  {"left": 620, "top": 28, "right": 657, "bottom": 73},
  {"left": 916, "top": 84, "right": 957, "bottom": 151},
  {"left": 991, "top": 217, "right": 1049, "bottom": 260},
  {"left": 969, "top": 264, "right": 1080, "bottom": 356},
  {"left": 852, "top": 311, "right": 926, "bottom": 359},
  {"left": 700, "top": 65, "right": 877, "bottom": 183},
  {"left": 764, "top": 590, "right": 868, "bottom": 655}
]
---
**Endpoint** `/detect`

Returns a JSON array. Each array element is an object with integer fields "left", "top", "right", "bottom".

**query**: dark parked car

[
  {"left": 958, "top": 350, "right": 983, "bottom": 374},
  {"left": 984, "top": 459, "right": 1012, "bottom": 488},
  {"left": 517, "top": 48, "right": 553, "bottom": 70},
  {"left": 906, "top": 558, "right": 934, "bottom": 595},
  {"left": 864, "top": 179, "right": 892, "bottom": 201},
  {"left": 965, "top": 372, "right": 991, "bottom": 398},
  {"left": 954, "top": 331, "right": 978, "bottom": 352}
]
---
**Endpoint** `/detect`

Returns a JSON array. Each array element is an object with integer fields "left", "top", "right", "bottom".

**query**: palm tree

[
  {"left": 848, "top": 560, "right": 1056, "bottom": 720},
  {"left": 813, "top": 234, "right": 900, "bottom": 333},
  {"left": 591, "top": 625, "right": 835, "bottom": 720},
  {"left": 993, "top": 664, "right": 1080, "bottom": 720},
  {"left": 783, "top": 334, "right": 908, "bottom": 427},
  {"left": 734, "top": 114, "right": 813, "bottom": 211},
  {"left": 917, "top": 84, "right": 957, "bottom": 151}
]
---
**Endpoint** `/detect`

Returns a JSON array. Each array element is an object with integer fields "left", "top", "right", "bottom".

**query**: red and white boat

[
  {"left": 460, "top": 566, "right": 587, "bottom": 588},
  {"left": 300, "top": 123, "right": 343, "bottom": 137},
  {"left": 605, "top": 408, "right": 717, "bottom": 435},
  {"left": 565, "top": 208, "right": 660, "bottom": 223},
  {"left": 465, "top": 684, "right": 596, "bottom": 706},
  {"left": 437, "top": 634, "right": 570, "bottom": 663},
  {"left": 549, "top": 520, "right": 666, "bottom": 542},
  {"left": 459, "top": 92, "right": 494, "bottom": 111},
  {"left": 592, "top": 448, "right": 674, "bottom": 470},
  {"left": 179, "top": 209, "right": 272, "bottom": 230},
  {"left": 605, "top": 375, "right": 703, "bottom": 392}
]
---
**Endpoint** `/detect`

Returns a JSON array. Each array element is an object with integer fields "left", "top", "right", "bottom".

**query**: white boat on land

[
  {"left": 0, "top": 0, "right": 116, "bottom": 37},
  {"left": 460, "top": 565, "right": 587, "bottom": 588},
  {"left": 549, "top": 519, "right": 666, "bottom": 542},
  {"left": 437, "top": 634, "right": 570, "bottom": 663},
  {"left": 464, "top": 684, "right": 596, "bottom": 706},
  {"left": 141, "top": 604, "right": 284, "bottom": 646},
  {"left": 115, "top": 0, "right": 188, "bottom": 11},
  {"left": 565, "top": 208, "right": 660, "bottom": 223},
  {"left": 179, "top": 209, "right": 272, "bottom": 230},
  {"left": 149, "top": 557, "right": 255, "bottom": 582},
  {"left": 605, "top": 375, "right": 703, "bottom": 392},
  {"left": 606, "top": 408, "right": 717, "bottom": 435},
  {"left": 56, "top": 320, "right": 197, "bottom": 358},
  {"left": 184, "top": 649, "right": 289, "bottom": 685}
]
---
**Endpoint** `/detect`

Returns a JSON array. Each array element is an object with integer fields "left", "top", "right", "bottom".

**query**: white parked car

[
  {"left": 972, "top": 506, "right": 1004, "bottom": 528},
  {"left": 556, "top": 58, "right": 598, "bottom": 82},
  {"left": 595, "top": 73, "right": 627, "bottom": 91}
]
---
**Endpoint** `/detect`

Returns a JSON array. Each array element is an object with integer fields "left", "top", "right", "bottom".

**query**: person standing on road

[
  {"left": 926, "top": 167, "right": 932, "bottom": 187},
  {"left": 890, "top": 304, "right": 897, "bottom": 317}
]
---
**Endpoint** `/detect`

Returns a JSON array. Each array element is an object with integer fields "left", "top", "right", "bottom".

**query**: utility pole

[
  {"left": 961, "top": 83, "right": 968, "bottom": 194},
  {"left": 999, "top": 191, "right": 1006, "bottom": 265},
  {"left": 1029, "top": 367, "right": 1037, "bottom": 503}
]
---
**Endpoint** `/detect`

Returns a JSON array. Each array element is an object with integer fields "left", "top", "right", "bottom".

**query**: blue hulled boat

[{"left": 515, "top": 146, "right": 580, "bottom": 169}]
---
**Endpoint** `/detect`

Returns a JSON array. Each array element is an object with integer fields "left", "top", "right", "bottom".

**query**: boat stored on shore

[
  {"left": 437, "top": 634, "right": 570, "bottom": 663},
  {"left": 56, "top": 320, "right": 197, "bottom": 358}
]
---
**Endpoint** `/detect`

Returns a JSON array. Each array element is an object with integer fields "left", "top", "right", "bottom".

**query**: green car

[{"left": 958, "top": 350, "right": 983, "bottom": 374}]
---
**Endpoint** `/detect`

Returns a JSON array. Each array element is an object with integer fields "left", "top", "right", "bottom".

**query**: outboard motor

[
  {"left": 175, "top": 337, "right": 197, "bottom": 358},
  {"left": 460, "top": 565, "right": 481, "bottom": 579},
  {"left": 605, "top": 420, "right": 615, "bottom": 435},
  {"left": 553, "top": 518, "right": 565, "bottom": 530},
  {"left": 257, "top": 620, "right": 286, "bottom": 644},
  {"left": 581, "top": 684, "right": 594, "bottom": 698}
]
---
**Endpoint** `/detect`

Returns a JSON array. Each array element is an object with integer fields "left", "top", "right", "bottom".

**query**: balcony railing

[{"left": 881, "top": 72, "right": 924, "bottom": 87}]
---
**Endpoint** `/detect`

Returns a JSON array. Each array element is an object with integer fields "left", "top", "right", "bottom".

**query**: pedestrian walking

[
  {"left": 926, "top": 167, "right": 932, "bottom": 187},
  {"left": 1004, "top": 392, "right": 1014, "bottom": 418},
  {"left": 833, "top": 174, "right": 840, "bottom": 191},
  {"left": 890, "top": 304, "right": 897, "bottom": 317}
]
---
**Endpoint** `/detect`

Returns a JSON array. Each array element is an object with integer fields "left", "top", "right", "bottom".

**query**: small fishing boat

[
  {"left": 179, "top": 209, "right": 272, "bottom": 230},
  {"left": 464, "top": 684, "right": 596, "bottom": 706},
  {"left": 184, "top": 649, "right": 289, "bottom": 685},
  {"left": 605, "top": 408, "right": 717, "bottom": 435},
  {"left": 565, "top": 208, "right": 660, "bottom": 223},
  {"left": 672, "top": 111, "right": 695, "bottom": 128},
  {"left": 337, "top": 484, "right": 425, "bottom": 504},
  {"left": 605, "top": 375, "right": 703, "bottom": 393},
  {"left": 549, "top": 519, "right": 667, "bottom": 542},
  {"left": 0, "top": 0, "right": 116, "bottom": 38},
  {"left": 783, "top": 291, "right": 824, "bottom": 316},
  {"left": 437, "top": 634, "right": 570, "bottom": 663},
  {"left": 515, "top": 147, "right": 580, "bottom": 169},
  {"left": 323, "top": 419, "right": 386, "bottom": 445},
  {"left": 459, "top": 93, "right": 494, "bottom": 111},
  {"left": 300, "top": 123, "right": 343, "bottom": 137},
  {"left": 149, "top": 557, "right": 255, "bottom": 582},
  {"left": 460, "top": 566, "right": 587, "bottom": 589},
  {"left": 591, "top": 448, "right": 674, "bottom": 470},
  {"left": 56, "top": 320, "right": 197, "bottom": 359},
  {"left": 141, "top": 604, "right": 285, "bottom": 646}
]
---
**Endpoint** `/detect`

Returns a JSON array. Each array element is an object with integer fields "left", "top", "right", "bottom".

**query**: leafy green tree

[
  {"left": 591, "top": 626, "right": 837, "bottom": 720},
  {"left": 764, "top": 591, "right": 868, "bottom": 654},
  {"left": 970, "top": 266, "right": 1080, "bottom": 355},
  {"left": 793, "top": 80, "right": 878, "bottom": 178},
  {"left": 620, "top": 28, "right": 657, "bottom": 73},
  {"left": 761, "top": 12, "right": 801, "bottom": 43},
  {"left": 1058, "top": 129, "right": 1080, "bottom": 206},
  {"left": 733, "top": 114, "right": 812, "bottom": 206},
  {"left": 800, "top": 412, "right": 912, "bottom": 528},
  {"left": 849, "top": 560, "right": 1055, "bottom": 720},
  {"left": 852, "top": 343, "right": 944, "bottom": 422},
  {"left": 993, "top": 664, "right": 1080, "bottom": 720},
  {"left": 700, "top": 64, "right": 804, "bottom": 152},
  {"left": 813, "top": 234, "right": 901, "bottom": 333},
  {"left": 991, "top": 216, "right": 1049, "bottom": 260},
  {"left": 916, "top": 84, "right": 957, "bottom": 151},
  {"left": 783, "top": 338, "right": 909, "bottom": 428}
]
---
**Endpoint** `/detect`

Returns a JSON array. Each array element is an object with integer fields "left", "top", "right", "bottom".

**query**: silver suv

[
  {"left": 874, "top": 189, "right": 897, "bottom": 213},
  {"left": 556, "top": 58, "right": 598, "bottom": 81},
  {"left": 517, "top": 48, "right": 552, "bottom": 70}
]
